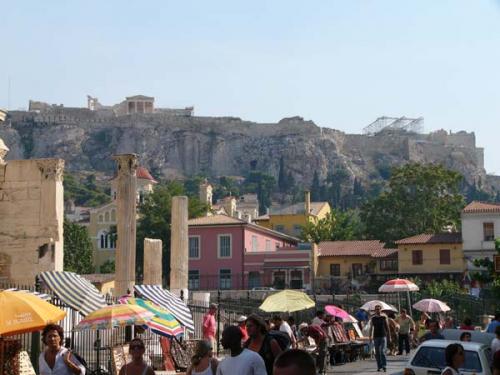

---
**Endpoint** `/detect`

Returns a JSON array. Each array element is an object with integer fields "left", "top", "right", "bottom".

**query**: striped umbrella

[
  {"left": 4, "top": 288, "right": 51, "bottom": 301},
  {"left": 74, "top": 304, "right": 154, "bottom": 331},
  {"left": 39, "top": 271, "right": 106, "bottom": 316},
  {"left": 378, "top": 279, "right": 419, "bottom": 292},
  {"left": 119, "top": 297, "right": 184, "bottom": 338},
  {"left": 134, "top": 285, "right": 194, "bottom": 332}
]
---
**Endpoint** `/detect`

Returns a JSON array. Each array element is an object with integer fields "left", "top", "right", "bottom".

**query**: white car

[{"left": 403, "top": 339, "right": 492, "bottom": 375}]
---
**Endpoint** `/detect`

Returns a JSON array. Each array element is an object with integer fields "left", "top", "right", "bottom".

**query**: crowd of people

[{"left": 37, "top": 307, "right": 500, "bottom": 375}]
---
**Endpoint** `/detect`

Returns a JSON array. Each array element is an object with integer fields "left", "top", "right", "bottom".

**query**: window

[
  {"left": 219, "top": 269, "right": 232, "bottom": 289},
  {"left": 189, "top": 236, "right": 200, "bottom": 259},
  {"left": 352, "top": 263, "right": 363, "bottom": 277},
  {"left": 248, "top": 271, "right": 261, "bottom": 289},
  {"left": 252, "top": 235, "right": 258, "bottom": 251},
  {"left": 275, "top": 242, "right": 280, "bottom": 249},
  {"left": 265, "top": 240, "right": 271, "bottom": 251},
  {"left": 380, "top": 259, "right": 398, "bottom": 271},
  {"left": 330, "top": 264, "right": 341, "bottom": 277},
  {"left": 484, "top": 222, "right": 495, "bottom": 241},
  {"left": 439, "top": 249, "right": 451, "bottom": 265},
  {"left": 290, "top": 270, "right": 303, "bottom": 289},
  {"left": 109, "top": 233, "right": 116, "bottom": 249},
  {"left": 218, "top": 235, "right": 231, "bottom": 258},
  {"left": 273, "top": 271, "right": 286, "bottom": 289},
  {"left": 412, "top": 250, "right": 423, "bottom": 265},
  {"left": 275, "top": 225, "right": 285, "bottom": 233},
  {"left": 188, "top": 270, "right": 200, "bottom": 290},
  {"left": 104, "top": 212, "right": 110, "bottom": 222},
  {"left": 98, "top": 215, "right": 103, "bottom": 223},
  {"left": 111, "top": 210, "right": 116, "bottom": 222},
  {"left": 293, "top": 225, "right": 302, "bottom": 235}
]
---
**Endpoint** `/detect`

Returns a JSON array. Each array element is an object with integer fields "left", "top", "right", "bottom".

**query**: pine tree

[{"left": 311, "top": 171, "right": 321, "bottom": 201}]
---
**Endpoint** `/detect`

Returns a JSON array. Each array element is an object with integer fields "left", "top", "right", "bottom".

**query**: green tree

[
  {"left": 64, "top": 173, "right": 110, "bottom": 207},
  {"left": 472, "top": 239, "right": 500, "bottom": 297},
  {"left": 310, "top": 171, "right": 321, "bottom": 201},
  {"left": 244, "top": 172, "right": 276, "bottom": 214},
  {"left": 136, "top": 182, "right": 208, "bottom": 285},
  {"left": 300, "top": 210, "right": 363, "bottom": 244},
  {"left": 63, "top": 219, "right": 94, "bottom": 274},
  {"left": 360, "top": 163, "right": 465, "bottom": 245},
  {"left": 99, "top": 259, "right": 115, "bottom": 273}
]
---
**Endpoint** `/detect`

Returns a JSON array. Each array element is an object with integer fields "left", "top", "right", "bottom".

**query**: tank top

[
  {"left": 441, "top": 366, "right": 459, "bottom": 375},
  {"left": 191, "top": 364, "right": 212, "bottom": 375}
]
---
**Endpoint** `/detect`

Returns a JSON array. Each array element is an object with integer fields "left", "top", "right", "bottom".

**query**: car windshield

[{"left": 411, "top": 347, "right": 482, "bottom": 372}]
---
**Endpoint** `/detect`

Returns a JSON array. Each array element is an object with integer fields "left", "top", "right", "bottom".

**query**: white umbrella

[
  {"left": 379, "top": 278, "right": 419, "bottom": 314},
  {"left": 413, "top": 298, "right": 451, "bottom": 313},
  {"left": 360, "top": 300, "right": 397, "bottom": 312}
]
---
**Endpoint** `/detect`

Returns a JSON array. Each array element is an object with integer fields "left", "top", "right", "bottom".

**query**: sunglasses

[{"left": 130, "top": 345, "right": 144, "bottom": 350}]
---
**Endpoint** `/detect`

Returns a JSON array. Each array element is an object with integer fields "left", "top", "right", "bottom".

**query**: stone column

[
  {"left": 170, "top": 196, "right": 189, "bottom": 299},
  {"left": 113, "top": 154, "right": 138, "bottom": 296},
  {"left": 143, "top": 238, "right": 163, "bottom": 285}
]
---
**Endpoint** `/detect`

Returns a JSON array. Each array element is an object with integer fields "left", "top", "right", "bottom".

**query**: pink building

[{"left": 188, "top": 215, "right": 312, "bottom": 290}]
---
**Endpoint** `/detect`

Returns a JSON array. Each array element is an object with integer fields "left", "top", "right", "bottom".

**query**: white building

[{"left": 461, "top": 201, "right": 500, "bottom": 263}]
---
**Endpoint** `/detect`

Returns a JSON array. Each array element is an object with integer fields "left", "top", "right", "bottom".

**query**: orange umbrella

[{"left": 0, "top": 290, "right": 66, "bottom": 336}]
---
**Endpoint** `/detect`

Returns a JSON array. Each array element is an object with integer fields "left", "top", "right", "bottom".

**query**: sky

[{"left": 1, "top": 1, "right": 500, "bottom": 173}]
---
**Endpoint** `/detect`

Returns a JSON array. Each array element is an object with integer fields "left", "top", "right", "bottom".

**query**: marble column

[
  {"left": 113, "top": 154, "right": 138, "bottom": 296},
  {"left": 143, "top": 238, "right": 163, "bottom": 285},
  {"left": 170, "top": 196, "right": 189, "bottom": 299}
]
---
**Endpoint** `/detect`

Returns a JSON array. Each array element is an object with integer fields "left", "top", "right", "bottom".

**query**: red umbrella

[{"left": 378, "top": 279, "right": 419, "bottom": 292}]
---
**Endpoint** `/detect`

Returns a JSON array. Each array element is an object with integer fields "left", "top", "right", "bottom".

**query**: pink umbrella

[
  {"left": 378, "top": 279, "right": 419, "bottom": 292},
  {"left": 413, "top": 298, "right": 451, "bottom": 313},
  {"left": 325, "top": 305, "right": 350, "bottom": 320}
]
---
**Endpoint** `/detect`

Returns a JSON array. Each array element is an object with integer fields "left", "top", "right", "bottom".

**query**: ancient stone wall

[
  {"left": 0, "top": 109, "right": 490, "bottom": 191},
  {"left": 0, "top": 158, "right": 64, "bottom": 285}
]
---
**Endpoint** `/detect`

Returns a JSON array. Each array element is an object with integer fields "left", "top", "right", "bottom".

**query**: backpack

[{"left": 267, "top": 330, "right": 291, "bottom": 351}]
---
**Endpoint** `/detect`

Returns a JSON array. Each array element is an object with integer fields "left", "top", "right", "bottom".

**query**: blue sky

[{"left": 1, "top": 1, "right": 500, "bottom": 173}]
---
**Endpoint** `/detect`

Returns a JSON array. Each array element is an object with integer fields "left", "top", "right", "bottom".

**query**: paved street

[{"left": 325, "top": 354, "right": 410, "bottom": 374}]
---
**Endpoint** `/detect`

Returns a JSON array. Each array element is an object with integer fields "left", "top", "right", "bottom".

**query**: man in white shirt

[
  {"left": 216, "top": 326, "right": 267, "bottom": 375},
  {"left": 273, "top": 315, "right": 297, "bottom": 349},
  {"left": 311, "top": 310, "right": 328, "bottom": 331}
]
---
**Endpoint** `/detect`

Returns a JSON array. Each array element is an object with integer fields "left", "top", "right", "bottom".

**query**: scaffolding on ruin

[{"left": 363, "top": 116, "right": 424, "bottom": 135}]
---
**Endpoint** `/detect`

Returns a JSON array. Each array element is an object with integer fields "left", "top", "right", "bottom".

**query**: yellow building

[
  {"left": 396, "top": 233, "right": 464, "bottom": 281},
  {"left": 315, "top": 240, "right": 398, "bottom": 293},
  {"left": 254, "top": 192, "right": 331, "bottom": 237}
]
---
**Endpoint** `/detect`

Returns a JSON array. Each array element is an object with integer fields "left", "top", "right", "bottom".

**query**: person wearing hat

[
  {"left": 203, "top": 304, "right": 218, "bottom": 351},
  {"left": 237, "top": 315, "right": 249, "bottom": 342}
]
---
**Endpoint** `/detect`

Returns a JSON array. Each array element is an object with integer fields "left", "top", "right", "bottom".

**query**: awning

[
  {"left": 134, "top": 285, "right": 194, "bottom": 332},
  {"left": 39, "top": 271, "right": 106, "bottom": 316},
  {"left": 4, "top": 288, "right": 51, "bottom": 301}
]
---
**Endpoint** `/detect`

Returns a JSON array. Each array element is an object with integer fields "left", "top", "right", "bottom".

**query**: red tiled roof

[
  {"left": 137, "top": 167, "right": 157, "bottom": 183},
  {"left": 318, "top": 240, "right": 396, "bottom": 258},
  {"left": 462, "top": 201, "right": 500, "bottom": 214},
  {"left": 188, "top": 215, "right": 244, "bottom": 225},
  {"left": 395, "top": 232, "right": 462, "bottom": 245},
  {"left": 188, "top": 214, "right": 299, "bottom": 243}
]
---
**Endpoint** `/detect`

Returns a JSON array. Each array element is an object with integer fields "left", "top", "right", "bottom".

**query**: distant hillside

[{"left": 0, "top": 107, "right": 494, "bottom": 195}]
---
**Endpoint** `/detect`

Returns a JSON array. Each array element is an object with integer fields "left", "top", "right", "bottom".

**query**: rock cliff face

[{"left": 0, "top": 110, "right": 488, "bottom": 188}]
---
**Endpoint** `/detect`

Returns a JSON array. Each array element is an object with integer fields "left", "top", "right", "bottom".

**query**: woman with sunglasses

[
  {"left": 441, "top": 343, "right": 465, "bottom": 375},
  {"left": 119, "top": 338, "right": 155, "bottom": 375}
]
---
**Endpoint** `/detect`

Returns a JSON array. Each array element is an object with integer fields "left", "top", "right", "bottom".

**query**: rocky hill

[{"left": 0, "top": 107, "right": 492, "bottom": 190}]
